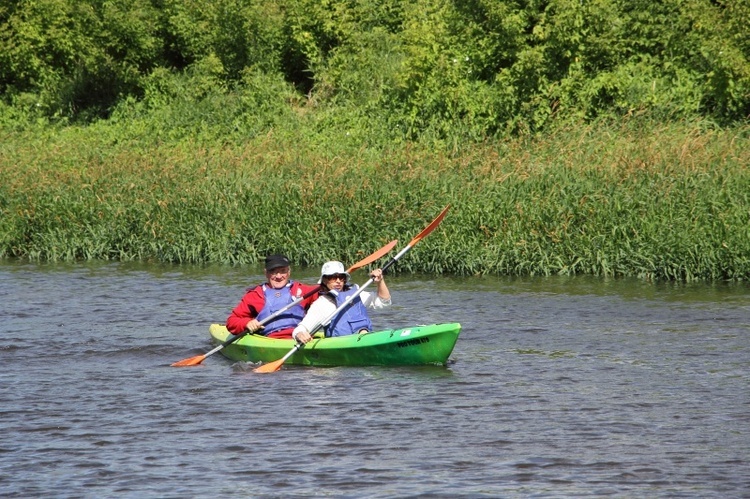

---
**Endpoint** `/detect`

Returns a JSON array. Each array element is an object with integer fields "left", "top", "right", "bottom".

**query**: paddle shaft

[
  {"left": 279, "top": 342, "right": 303, "bottom": 363},
  {"left": 311, "top": 204, "right": 450, "bottom": 335},
  {"left": 309, "top": 252, "right": 398, "bottom": 335},
  {"left": 252, "top": 205, "right": 449, "bottom": 372}
]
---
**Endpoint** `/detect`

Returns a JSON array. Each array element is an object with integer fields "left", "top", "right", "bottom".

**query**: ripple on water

[{"left": 1, "top": 263, "right": 748, "bottom": 497}]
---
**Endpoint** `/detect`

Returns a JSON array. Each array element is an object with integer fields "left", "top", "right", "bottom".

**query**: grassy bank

[{"left": 1, "top": 119, "right": 748, "bottom": 281}]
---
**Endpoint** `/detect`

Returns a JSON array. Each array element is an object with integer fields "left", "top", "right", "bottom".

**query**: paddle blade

[
  {"left": 347, "top": 239, "right": 398, "bottom": 272},
  {"left": 170, "top": 355, "right": 206, "bottom": 367},
  {"left": 253, "top": 358, "right": 285, "bottom": 373},
  {"left": 253, "top": 343, "right": 301, "bottom": 373},
  {"left": 408, "top": 204, "right": 450, "bottom": 247}
]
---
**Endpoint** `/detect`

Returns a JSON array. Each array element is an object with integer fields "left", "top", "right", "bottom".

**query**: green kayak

[{"left": 208, "top": 322, "right": 461, "bottom": 367}]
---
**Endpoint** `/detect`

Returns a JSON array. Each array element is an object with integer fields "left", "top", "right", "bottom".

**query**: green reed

[{"left": 1, "top": 119, "right": 748, "bottom": 281}]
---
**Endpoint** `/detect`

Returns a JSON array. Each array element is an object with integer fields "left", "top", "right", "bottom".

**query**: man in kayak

[
  {"left": 226, "top": 254, "right": 319, "bottom": 339},
  {"left": 292, "top": 261, "right": 391, "bottom": 343}
]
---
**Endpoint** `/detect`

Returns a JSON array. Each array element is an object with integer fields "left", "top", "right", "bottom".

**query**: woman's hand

[
  {"left": 370, "top": 268, "right": 390, "bottom": 301},
  {"left": 293, "top": 330, "right": 313, "bottom": 344}
]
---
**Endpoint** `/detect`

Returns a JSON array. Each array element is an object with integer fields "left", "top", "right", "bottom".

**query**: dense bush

[{"left": 1, "top": 0, "right": 748, "bottom": 136}]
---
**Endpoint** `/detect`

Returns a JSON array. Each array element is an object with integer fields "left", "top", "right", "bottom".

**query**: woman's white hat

[{"left": 318, "top": 261, "right": 350, "bottom": 283}]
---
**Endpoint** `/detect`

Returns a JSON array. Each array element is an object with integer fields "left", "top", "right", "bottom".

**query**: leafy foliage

[{"left": 1, "top": 0, "right": 748, "bottom": 134}]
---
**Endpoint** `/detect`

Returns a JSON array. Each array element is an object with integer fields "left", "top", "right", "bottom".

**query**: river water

[{"left": 1, "top": 260, "right": 748, "bottom": 498}]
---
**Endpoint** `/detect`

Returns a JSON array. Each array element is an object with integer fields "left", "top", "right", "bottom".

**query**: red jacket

[{"left": 226, "top": 281, "right": 319, "bottom": 335}]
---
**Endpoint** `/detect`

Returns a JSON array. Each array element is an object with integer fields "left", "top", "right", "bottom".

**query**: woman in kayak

[
  {"left": 226, "top": 254, "right": 319, "bottom": 339},
  {"left": 292, "top": 261, "right": 391, "bottom": 343}
]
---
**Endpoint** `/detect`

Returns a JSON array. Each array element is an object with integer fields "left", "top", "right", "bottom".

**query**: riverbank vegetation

[{"left": 1, "top": 0, "right": 749, "bottom": 280}]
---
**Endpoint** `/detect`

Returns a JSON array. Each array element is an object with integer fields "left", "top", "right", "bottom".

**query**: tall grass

[{"left": 1, "top": 117, "right": 748, "bottom": 281}]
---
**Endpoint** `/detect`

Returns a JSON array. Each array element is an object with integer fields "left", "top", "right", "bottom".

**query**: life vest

[
  {"left": 256, "top": 281, "right": 305, "bottom": 335},
  {"left": 325, "top": 285, "right": 373, "bottom": 337}
]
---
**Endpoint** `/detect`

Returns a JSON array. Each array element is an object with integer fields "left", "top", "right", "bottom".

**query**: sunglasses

[{"left": 325, "top": 274, "right": 348, "bottom": 281}]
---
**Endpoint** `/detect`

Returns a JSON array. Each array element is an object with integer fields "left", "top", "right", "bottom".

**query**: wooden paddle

[
  {"left": 170, "top": 239, "right": 398, "bottom": 367},
  {"left": 253, "top": 204, "right": 451, "bottom": 373}
]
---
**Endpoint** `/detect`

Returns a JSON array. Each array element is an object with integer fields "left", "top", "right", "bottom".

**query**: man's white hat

[{"left": 318, "top": 261, "right": 350, "bottom": 283}]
